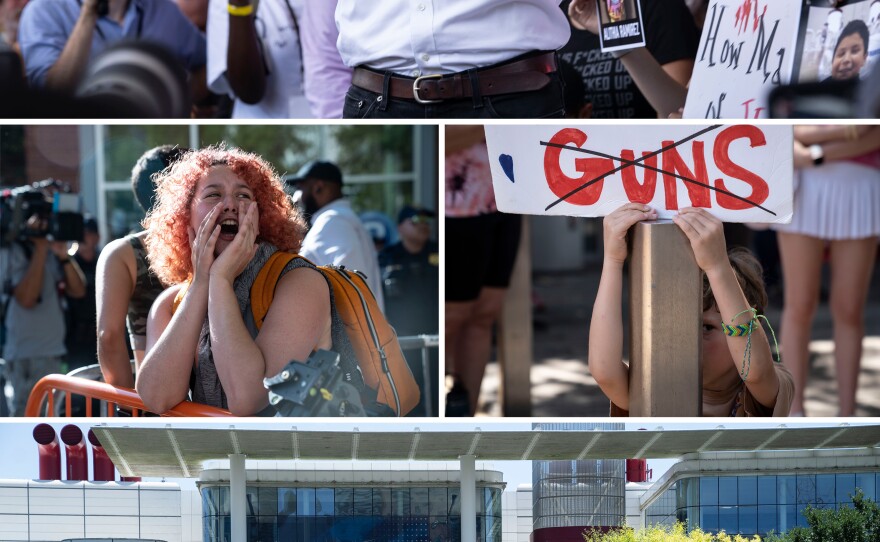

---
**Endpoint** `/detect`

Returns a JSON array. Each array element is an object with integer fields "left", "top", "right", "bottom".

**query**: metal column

[
  {"left": 628, "top": 220, "right": 702, "bottom": 416},
  {"left": 229, "top": 454, "right": 246, "bottom": 542},
  {"left": 459, "top": 454, "right": 477, "bottom": 542}
]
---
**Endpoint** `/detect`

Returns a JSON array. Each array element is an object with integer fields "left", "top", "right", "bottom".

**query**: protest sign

[
  {"left": 683, "top": 0, "right": 801, "bottom": 119},
  {"left": 597, "top": 0, "right": 647, "bottom": 53},
  {"left": 791, "top": 0, "right": 879, "bottom": 84},
  {"left": 483, "top": 124, "right": 793, "bottom": 224}
]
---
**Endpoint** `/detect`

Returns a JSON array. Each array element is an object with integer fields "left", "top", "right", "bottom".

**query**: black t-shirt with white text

[{"left": 559, "top": 0, "right": 699, "bottom": 118}]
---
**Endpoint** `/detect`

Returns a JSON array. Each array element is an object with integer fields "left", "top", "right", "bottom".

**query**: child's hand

[
  {"left": 603, "top": 203, "right": 657, "bottom": 264},
  {"left": 671, "top": 207, "right": 728, "bottom": 274}
]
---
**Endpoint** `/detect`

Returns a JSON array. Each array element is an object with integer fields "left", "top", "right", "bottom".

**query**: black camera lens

[{"left": 76, "top": 40, "right": 191, "bottom": 118}]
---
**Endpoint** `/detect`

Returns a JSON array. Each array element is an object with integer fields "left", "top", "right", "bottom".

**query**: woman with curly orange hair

[{"left": 136, "top": 145, "right": 342, "bottom": 416}]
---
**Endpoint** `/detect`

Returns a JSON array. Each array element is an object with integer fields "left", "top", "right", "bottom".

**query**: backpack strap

[
  {"left": 249, "top": 251, "right": 297, "bottom": 329},
  {"left": 171, "top": 252, "right": 316, "bottom": 326},
  {"left": 171, "top": 282, "right": 189, "bottom": 315}
]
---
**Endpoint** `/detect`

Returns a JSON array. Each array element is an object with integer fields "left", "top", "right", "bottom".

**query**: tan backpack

[{"left": 249, "top": 252, "right": 419, "bottom": 416}]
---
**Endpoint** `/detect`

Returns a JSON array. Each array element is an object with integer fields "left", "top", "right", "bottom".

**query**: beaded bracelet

[{"left": 721, "top": 307, "right": 781, "bottom": 380}]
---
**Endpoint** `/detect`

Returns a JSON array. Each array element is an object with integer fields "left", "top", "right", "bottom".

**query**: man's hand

[{"left": 49, "top": 241, "right": 71, "bottom": 260}]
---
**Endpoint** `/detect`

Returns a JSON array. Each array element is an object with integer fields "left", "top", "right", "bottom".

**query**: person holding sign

[
  {"left": 567, "top": 0, "right": 694, "bottom": 118},
  {"left": 589, "top": 204, "right": 794, "bottom": 417}
]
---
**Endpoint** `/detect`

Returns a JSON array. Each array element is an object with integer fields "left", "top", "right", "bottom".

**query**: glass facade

[
  {"left": 532, "top": 423, "right": 626, "bottom": 530},
  {"left": 645, "top": 472, "right": 880, "bottom": 536},
  {"left": 201, "top": 484, "right": 502, "bottom": 542}
]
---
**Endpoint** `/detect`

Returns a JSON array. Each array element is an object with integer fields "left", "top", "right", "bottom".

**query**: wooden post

[
  {"left": 628, "top": 220, "right": 702, "bottom": 416},
  {"left": 498, "top": 215, "right": 532, "bottom": 416}
]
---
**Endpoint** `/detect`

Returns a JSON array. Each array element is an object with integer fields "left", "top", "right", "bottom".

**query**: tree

[{"left": 765, "top": 490, "right": 880, "bottom": 542}]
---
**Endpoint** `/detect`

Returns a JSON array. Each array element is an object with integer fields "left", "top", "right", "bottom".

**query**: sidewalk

[{"left": 480, "top": 260, "right": 880, "bottom": 417}]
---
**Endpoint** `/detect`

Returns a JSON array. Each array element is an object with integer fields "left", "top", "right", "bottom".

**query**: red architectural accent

[
  {"left": 533, "top": 525, "right": 615, "bottom": 542},
  {"left": 626, "top": 458, "right": 648, "bottom": 482},
  {"left": 60, "top": 425, "right": 88, "bottom": 481},
  {"left": 33, "top": 424, "right": 61, "bottom": 481},
  {"left": 87, "top": 429, "right": 115, "bottom": 482}
]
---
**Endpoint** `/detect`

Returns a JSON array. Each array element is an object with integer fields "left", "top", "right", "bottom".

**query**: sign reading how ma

[{"left": 484, "top": 124, "right": 793, "bottom": 224}]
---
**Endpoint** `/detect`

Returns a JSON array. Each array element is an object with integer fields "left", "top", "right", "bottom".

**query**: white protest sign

[
  {"left": 484, "top": 124, "right": 793, "bottom": 224},
  {"left": 683, "top": 0, "right": 801, "bottom": 119}
]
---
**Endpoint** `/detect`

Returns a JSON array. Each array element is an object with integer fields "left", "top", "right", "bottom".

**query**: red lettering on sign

[
  {"left": 660, "top": 140, "right": 711, "bottom": 210},
  {"left": 542, "top": 127, "right": 770, "bottom": 212},
  {"left": 544, "top": 128, "right": 614, "bottom": 205},
  {"left": 620, "top": 149, "right": 658, "bottom": 203},
  {"left": 713, "top": 125, "right": 769, "bottom": 210}
]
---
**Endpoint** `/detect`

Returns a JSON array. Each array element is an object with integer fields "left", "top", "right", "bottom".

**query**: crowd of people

[
  {"left": 1, "top": 0, "right": 876, "bottom": 118},
  {"left": 0, "top": 146, "right": 438, "bottom": 417}
]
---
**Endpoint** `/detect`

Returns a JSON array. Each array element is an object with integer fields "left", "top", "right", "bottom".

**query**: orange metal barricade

[{"left": 24, "top": 374, "right": 232, "bottom": 417}]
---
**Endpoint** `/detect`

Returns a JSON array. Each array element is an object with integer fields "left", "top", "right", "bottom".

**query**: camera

[
  {"left": 0, "top": 180, "right": 84, "bottom": 244},
  {"left": 264, "top": 350, "right": 394, "bottom": 417},
  {"left": 0, "top": 41, "right": 190, "bottom": 118},
  {"left": 264, "top": 350, "right": 368, "bottom": 417}
]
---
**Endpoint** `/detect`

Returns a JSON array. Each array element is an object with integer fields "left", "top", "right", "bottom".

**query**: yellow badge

[{"left": 429, "top": 253, "right": 439, "bottom": 266}]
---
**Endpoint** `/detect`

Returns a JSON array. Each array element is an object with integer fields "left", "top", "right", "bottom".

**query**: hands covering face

[{"left": 188, "top": 199, "right": 260, "bottom": 284}]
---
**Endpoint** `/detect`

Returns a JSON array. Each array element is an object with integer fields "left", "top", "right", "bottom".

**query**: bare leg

[
  {"left": 777, "top": 232, "right": 825, "bottom": 415},
  {"left": 445, "top": 287, "right": 507, "bottom": 415},
  {"left": 828, "top": 237, "right": 878, "bottom": 416},
  {"left": 445, "top": 298, "right": 477, "bottom": 379}
]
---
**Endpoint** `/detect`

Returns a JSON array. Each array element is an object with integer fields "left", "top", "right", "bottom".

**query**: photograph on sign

[
  {"left": 483, "top": 124, "right": 793, "bottom": 224},
  {"left": 682, "top": 0, "right": 801, "bottom": 119},
  {"left": 597, "top": 0, "right": 647, "bottom": 52},
  {"left": 791, "top": 0, "right": 879, "bottom": 84}
]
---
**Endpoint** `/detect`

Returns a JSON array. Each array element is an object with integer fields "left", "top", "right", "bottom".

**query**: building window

[
  {"left": 672, "top": 471, "right": 879, "bottom": 538},
  {"left": 202, "top": 484, "right": 501, "bottom": 542}
]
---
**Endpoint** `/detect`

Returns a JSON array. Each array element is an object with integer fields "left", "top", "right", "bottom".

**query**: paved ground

[{"left": 478, "top": 258, "right": 880, "bottom": 418}]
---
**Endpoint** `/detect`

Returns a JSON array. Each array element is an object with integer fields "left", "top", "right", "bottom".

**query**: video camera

[
  {"left": 0, "top": 180, "right": 84, "bottom": 245},
  {"left": 264, "top": 350, "right": 394, "bottom": 417},
  {"left": 0, "top": 40, "right": 190, "bottom": 118}
]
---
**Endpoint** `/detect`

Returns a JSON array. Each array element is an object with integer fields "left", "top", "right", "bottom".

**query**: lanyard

[{"left": 254, "top": 0, "right": 303, "bottom": 80}]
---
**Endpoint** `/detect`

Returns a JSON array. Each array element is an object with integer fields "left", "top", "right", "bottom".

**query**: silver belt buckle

[{"left": 413, "top": 74, "right": 443, "bottom": 104}]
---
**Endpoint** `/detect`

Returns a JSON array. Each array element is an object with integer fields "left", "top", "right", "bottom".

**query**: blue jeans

[
  {"left": 6, "top": 355, "right": 62, "bottom": 416},
  {"left": 342, "top": 71, "right": 566, "bottom": 119}
]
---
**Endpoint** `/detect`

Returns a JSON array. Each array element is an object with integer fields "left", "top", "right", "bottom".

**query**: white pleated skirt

[{"left": 773, "top": 161, "right": 880, "bottom": 240}]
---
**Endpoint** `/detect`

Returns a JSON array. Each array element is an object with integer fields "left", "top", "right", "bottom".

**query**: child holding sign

[{"left": 589, "top": 204, "right": 794, "bottom": 416}]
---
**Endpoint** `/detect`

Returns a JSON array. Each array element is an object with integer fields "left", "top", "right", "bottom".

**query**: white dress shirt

[
  {"left": 207, "top": 0, "right": 313, "bottom": 118},
  {"left": 300, "top": 199, "right": 385, "bottom": 311},
  {"left": 334, "top": 0, "right": 570, "bottom": 76}
]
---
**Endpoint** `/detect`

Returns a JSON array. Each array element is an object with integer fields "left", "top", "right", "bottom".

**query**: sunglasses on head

[{"left": 410, "top": 215, "right": 433, "bottom": 224}]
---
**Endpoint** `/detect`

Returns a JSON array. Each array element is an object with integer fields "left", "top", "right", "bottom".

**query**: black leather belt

[{"left": 352, "top": 51, "right": 558, "bottom": 104}]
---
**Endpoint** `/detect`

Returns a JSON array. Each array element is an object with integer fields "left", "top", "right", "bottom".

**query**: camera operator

[
  {"left": 16, "top": 0, "right": 207, "bottom": 102},
  {"left": 1, "top": 214, "right": 85, "bottom": 416}
]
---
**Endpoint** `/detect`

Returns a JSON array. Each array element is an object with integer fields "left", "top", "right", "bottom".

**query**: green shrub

[{"left": 582, "top": 523, "right": 761, "bottom": 542}]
